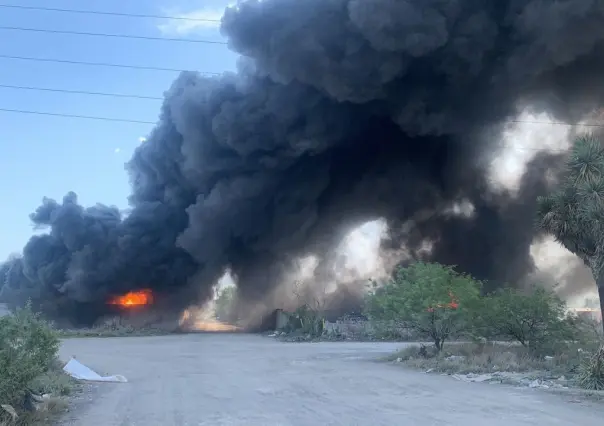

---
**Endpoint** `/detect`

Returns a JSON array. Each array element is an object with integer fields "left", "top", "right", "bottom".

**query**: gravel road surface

[{"left": 58, "top": 333, "right": 604, "bottom": 426}]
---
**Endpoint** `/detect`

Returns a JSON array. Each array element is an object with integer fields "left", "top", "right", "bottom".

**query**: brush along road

[{"left": 58, "top": 334, "right": 604, "bottom": 425}]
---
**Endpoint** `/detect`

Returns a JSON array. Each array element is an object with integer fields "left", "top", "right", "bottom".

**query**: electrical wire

[
  {"left": 508, "top": 119, "right": 604, "bottom": 128},
  {"left": 0, "top": 105, "right": 603, "bottom": 132},
  {"left": 1, "top": 5, "right": 601, "bottom": 133},
  {"left": 0, "top": 107, "right": 155, "bottom": 124},
  {"left": 0, "top": 3, "right": 222, "bottom": 22},
  {"left": 0, "top": 26, "right": 228, "bottom": 44},
  {"left": 0, "top": 83, "right": 162, "bottom": 100},
  {"left": 0, "top": 53, "right": 221, "bottom": 74}
]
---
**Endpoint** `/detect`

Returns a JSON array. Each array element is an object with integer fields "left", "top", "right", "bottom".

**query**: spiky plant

[
  {"left": 536, "top": 135, "right": 604, "bottom": 333},
  {"left": 577, "top": 345, "right": 604, "bottom": 390}
]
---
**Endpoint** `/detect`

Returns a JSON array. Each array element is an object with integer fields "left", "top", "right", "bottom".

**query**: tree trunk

[
  {"left": 434, "top": 337, "right": 444, "bottom": 352},
  {"left": 599, "top": 285, "right": 604, "bottom": 335}
]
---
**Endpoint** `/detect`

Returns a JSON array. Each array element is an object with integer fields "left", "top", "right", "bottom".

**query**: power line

[
  {"left": 0, "top": 108, "right": 155, "bottom": 124},
  {"left": 0, "top": 26, "right": 228, "bottom": 44},
  {"left": 0, "top": 3, "right": 222, "bottom": 22},
  {"left": 509, "top": 119, "right": 604, "bottom": 128},
  {"left": 0, "top": 53, "right": 221, "bottom": 74},
  {"left": 0, "top": 84, "right": 163, "bottom": 100},
  {"left": 0, "top": 106, "right": 603, "bottom": 131},
  {"left": 18, "top": 84, "right": 599, "bottom": 123}
]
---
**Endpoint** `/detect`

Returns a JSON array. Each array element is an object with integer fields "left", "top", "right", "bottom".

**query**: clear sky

[{"left": 0, "top": 0, "right": 237, "bottom": 259}]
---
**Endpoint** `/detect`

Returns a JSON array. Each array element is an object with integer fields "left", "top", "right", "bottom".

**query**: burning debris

[
  {"left": 427, "top": 292, "right": 459, "bottom": 312},
  {"left": 568, "top": 307, "right": 603, "bottom": 323},
  {"left": 2, "top": 0, "right": 604, "bottom": 324},
  {"left": 107, "top": 289, "right": 154, "bottom": 308},
  {"left": 179, "top": 307, "right": 240, "bottom": 332}
]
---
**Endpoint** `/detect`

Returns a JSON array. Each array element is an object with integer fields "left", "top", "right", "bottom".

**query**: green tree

[
  {"left": 365, "top": 262, "right": 482, "bottom": 351},
  {"left": 478, "top": 287, "right": 577, "bottom": 353},
  {"left": 536, "top": 135, "right": 604, "bottom": 333},
  {"left": 214, "top": 286, "right": 237, "bottom": 322}
]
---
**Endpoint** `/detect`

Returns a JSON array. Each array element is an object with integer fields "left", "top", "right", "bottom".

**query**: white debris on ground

[
  {"left": 63, "top": 358, "right": 128, "bottom": 383},
  {"left": 389, "top": 353, "right": 574, "bottom": 391},
  {"left": 445, "top": 355, "right": 466, "bottom": 361},
  {"left": 449, "top": 371, "right": 570, "bottom": 390}
]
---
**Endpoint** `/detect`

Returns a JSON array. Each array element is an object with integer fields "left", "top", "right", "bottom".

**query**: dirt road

[{"left": 58, "top": 334, "right": 604, "bottom": 425}]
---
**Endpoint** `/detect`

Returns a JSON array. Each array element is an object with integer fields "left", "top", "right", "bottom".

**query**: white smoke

[
  {"left": 489, "top": 111, "right": 572, "bottom": 193},
  {"left": 493, "top": 111, "right": 596, "bottom": 302}
]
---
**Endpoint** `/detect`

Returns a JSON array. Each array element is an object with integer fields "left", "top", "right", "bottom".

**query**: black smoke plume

[{"left": 2, "top": 0, "right": 604, "bottom": 324}]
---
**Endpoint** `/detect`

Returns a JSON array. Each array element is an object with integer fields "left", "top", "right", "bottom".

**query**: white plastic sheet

[{"left": 63, "top": 358, "right": 128, "bottom": 383}]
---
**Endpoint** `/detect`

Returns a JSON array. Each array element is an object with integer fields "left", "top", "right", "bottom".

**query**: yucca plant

[
  {"left": 577, "top": 345, "right": 604, "bottom": 390},
  {"left": 536, "top": 135, "right": 604, "bottom": 334}
]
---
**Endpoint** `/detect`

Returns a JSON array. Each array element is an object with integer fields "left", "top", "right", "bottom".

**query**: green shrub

[
  {"left": 29, "top": 359, "right": 75, "bottom": 397},
  {"left": 290, "top": 304, "right": 325, "bottom": 337},
  {"left": 477, "top": 287, "right": 578, "bottom": 355},
  {"left": 365, "top": 262, "right": 482, "bottom": 351},
  {"left": 0, "top": 304, "right": 60, "bottom": 408}
]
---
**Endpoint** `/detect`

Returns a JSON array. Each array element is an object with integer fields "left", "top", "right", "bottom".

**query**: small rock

[
  {"left": 527, "top": 379, "right": 550, "bottom": 389},
  {"left": 544, "top": 356, "right": 554, "bottom": 361},
  {"left": 425, "top": 368, "right": 434, "bottom": 373},
  {"left": 445, "top": 355, "right": 466, "bottom": 361},
  {"left": 396, "top": 357, "right": 402, "bottom": 363}
]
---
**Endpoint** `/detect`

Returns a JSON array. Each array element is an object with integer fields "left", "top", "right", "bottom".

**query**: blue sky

[{"left": 0, "top": 0, "right": 237, "bottom": 259}]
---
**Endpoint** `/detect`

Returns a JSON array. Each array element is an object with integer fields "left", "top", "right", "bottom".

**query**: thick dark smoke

[{"left": 2, "top": 0, "right": 604, "bottom": 324}]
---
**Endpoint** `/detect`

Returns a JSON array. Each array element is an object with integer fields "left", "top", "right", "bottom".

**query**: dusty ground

[{"left": 57, "top": 334, "right": 604, "bottom": 426}]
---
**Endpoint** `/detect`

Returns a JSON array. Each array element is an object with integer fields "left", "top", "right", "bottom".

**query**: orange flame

[
  {"left": 569, "top": 307, "right": 602, "bottom": 322},
  {"left": 107, "top": 289, "right": 154, "bottom": 307},
  {"left": 427, "top": 291, "right": 459, "bottom": 312}
]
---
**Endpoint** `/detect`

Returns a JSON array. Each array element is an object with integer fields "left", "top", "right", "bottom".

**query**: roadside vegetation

[
  {"left": 277, "top": 257, "right": 603, "bottom": 391},
  {"left": 0, "top": 304, "right": 76, "bottom": 425},
  {"left": 56, "top": 322, "right": 172, "bottom": 338},
  {"left": 55, "top": 309, "right": 184, "bottom": 338},
  {"left": 364, "top": 262, "right": 481, "bottom": 351},
  {"left": 368, "top": 262, "right": 604, "bottom": 391}
]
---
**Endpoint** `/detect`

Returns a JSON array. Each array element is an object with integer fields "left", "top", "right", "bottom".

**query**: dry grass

[
  {"left": 57, "top": 324, "right": 176, "bottom": 338},
  {"left": 1, "top": 360, "right": 76, "bottom": 426},
  {"left": 29, "top": 360, "right": 77, "bottom": 398},
  {"left": 55, "top": 313, "right": 182, "bottom": 338},
  {"left": 386, "top": 341, "right": 601, "bottom": 378},
  {"left": 1, "top": 397, "right": 69, "bottom": 426}
]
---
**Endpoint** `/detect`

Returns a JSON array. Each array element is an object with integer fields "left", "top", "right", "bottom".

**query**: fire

[
  {"left": 568, "top": 307, "right": 602, "bottom": 322},
  {"left": 570, "top": 308, "right": 599, "bottom": 312},
  {"left": 179, "top": 308, "right": 239, "bottom": 332},
  {"left": 107, "top": 289, "right": 154, "bottom": 307},
  {"left": 427, "top": 292, "right": 459, "bottom": 312}
]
